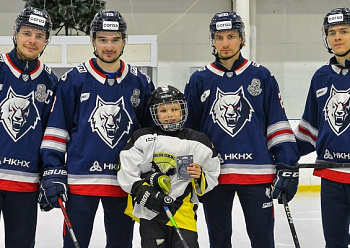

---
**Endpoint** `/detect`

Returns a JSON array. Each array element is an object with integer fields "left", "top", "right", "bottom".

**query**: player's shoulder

[
  {"left": 187, "top": 64, "right": 213, "bottom": 87},
  {"left": 247, "top": 60, "right": 273, "bottom": 76},
  {"left": 58, "top": 62, "right": 88, "bottom": 83},
  {"left": 313, "top": 62, "right": 334, "bottom": 78},
  {"left": 124, "top": 62, "right": 152, "bottom": 84},
  {"left": 131, "top": 126, "right": 156, "bottom": 139},
  {"left": 183, "top": 128, "right": 212, "bottom": 144}
]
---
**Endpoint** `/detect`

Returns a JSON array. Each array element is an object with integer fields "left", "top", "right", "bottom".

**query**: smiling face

[
  {"left": 15, "top": 26, "right": 47, "bottom": 60},
  {"left": 92, "top": 31, "right": 125, "bottom": 64},
  {"left": 328, "top": 24, "right": 350, "bottom": 57},
  {"left": 156, "top": 102, "right": 182, "bottom": 125}
]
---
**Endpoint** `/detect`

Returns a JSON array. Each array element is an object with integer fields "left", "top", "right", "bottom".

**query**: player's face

[
  {"left": 157, "top": 102, "right": 182, "bottom": 125},
  {"left": 213, "top": 30, "right": 242, "bottom": 60},
  {"left": 94, "top": 32, "right": 125, "bottom": 63},
  {"left": 15, "top": 26, "right": 47, "bottom": 60},
  {"left": 328, "top": 24, "right": 350, "bottom": 56}
]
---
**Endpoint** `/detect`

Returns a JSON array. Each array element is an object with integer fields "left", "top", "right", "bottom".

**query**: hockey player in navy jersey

[
  {"left": 295, "top": 7, "right": 350, "bottom": 248},
  {"left": 118, "top": 85, "right": 220, "bottom": 248},
  {"left": 0, "top": 6, "right": 57, "bottom": 248},
  {"left": 39, "top": 10, "right": 155, "bottom": 248},
  {"left": 184, "top": 11, "right": 300, "bottom": 248}
]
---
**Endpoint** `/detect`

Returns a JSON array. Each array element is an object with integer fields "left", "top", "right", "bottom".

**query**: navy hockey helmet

[
  {"left": 14, "top": 7, "right": 52, "bottom": 39},
  {"left": 90, "top": 10, "right": 127, "bottom": 39},
  {"left": 323, "top": 8, "right": 350, "bottom": 35},
  {"left": 149, "top": 85, "right": 188, "bottom": 132},
  {"left": 209, "top": 11, "right": 245, "bottom": 43},
  {"left": 323, "top": 8, "right": 350, "bottom": 55}
]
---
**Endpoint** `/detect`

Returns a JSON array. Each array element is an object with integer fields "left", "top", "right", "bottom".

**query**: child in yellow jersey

[{"left": 118, "top": 85, "right": 220, "bottom": 248}]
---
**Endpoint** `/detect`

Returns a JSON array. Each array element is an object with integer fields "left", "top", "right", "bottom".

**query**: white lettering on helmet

[
  {"left": 29, "top": 14, "right": 46, "bottom": 27},
  {"left": 216, "top": 20, "right": 232, "bottom": 30},
  {"left": 328, "top": 13, "right": 344, "bottom": 23},
  {"left": 33, "top": 9, "right": 43, "bottom": 16},
  {"left": 217, "top": 13, "right": 229, "bottom": 17},
  {"left": 102, "top": 21, "right": 119, "bottom": 31}
]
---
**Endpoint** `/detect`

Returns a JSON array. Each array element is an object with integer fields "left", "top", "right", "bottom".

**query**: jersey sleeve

[
  {"left": 117, "top": 131, "right": 145, "bottom": 193},
  {"left": 184, "top": 74, "right": 204, "bottom": 131},
  {"left": 191, "top": 132, "right": 220, "bottom": 195},
  {"left": 40, "top": 72, "right": 76, "bottom": 169},
  {"left": 134, "top": 69, "right": 155, "bottom": 129},
  {"left": 294, "top": 79, "right": 318, "bottom": 156},
  {"left": 264, "top": 73, "right": 300, "bottom": 165}
]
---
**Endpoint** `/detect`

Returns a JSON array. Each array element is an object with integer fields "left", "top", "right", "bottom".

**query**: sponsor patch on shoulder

[
  {"left": 80, "top": 93, "right": 90, "bottom": 102},
  {"left": 316, "top": 87, "right": 328, "bottom": 98}
]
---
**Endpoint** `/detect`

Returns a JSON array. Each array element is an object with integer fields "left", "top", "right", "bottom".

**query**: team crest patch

[
  {"left": 130, "top": 88, "right": 140, "bottom": 107},
  {"left": 324, "top": 85, "right": 350, "bottom": 136},
  {"left": 247, "top": 78, "right": 262, "bottom": 96},
  {"left": 0, "top": 87, "right": 40, "bottom": 141},
  {"left": 210, "top": 87, "right": 254, "bottom": 137},
  {"left": 89, "top": 95, "right": 133, "bottom": 148},
  {"left": 35, "top": 84, "right": 49, "bottom": 103}
]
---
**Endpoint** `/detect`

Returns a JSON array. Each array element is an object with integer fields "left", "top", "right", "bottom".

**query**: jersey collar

[
  {"left": 2, "top": 50, "right": 43, "bottom": 81},
  {"left": 85, "top": 59, "right": 128, "bottom": 84},
  {"left": 209, "top": 54, "right": 250, "bottom": 77}
]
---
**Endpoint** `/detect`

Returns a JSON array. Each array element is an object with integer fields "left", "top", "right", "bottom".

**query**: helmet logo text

[{"left": 29, "top": 14, "right": 46, "bottom": 27}]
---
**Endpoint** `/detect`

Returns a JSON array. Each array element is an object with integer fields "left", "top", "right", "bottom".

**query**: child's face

[{"left": 156, "top": 102, "right": 182, "bottom": 125}]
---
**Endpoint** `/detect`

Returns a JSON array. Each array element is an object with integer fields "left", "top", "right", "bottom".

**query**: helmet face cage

[
  {"left": 209, "top": 11, "right": 246, "bottom": 45},
  {"left": 90, "top": 10, "right": 127, "bottom": 39},
  {"left": 14, "top": 7, "right": 52, "bottom": 40},
  {"left": 150, "top": 100, "right": 188, "bottom": 132},
  {"left": 323, "top": 7, "right": 350, "bottom": 53},
  {"left": 149, "top": 86, "right": 188, "bottom": 132}
]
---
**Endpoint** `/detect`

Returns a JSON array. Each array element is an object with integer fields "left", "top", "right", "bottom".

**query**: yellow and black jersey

[{"left": 118, "top": 126, "right": 220, "bottom": 232}]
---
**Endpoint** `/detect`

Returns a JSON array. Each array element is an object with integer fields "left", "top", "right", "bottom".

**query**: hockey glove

[
  {"left": 38, "top": 184, "right": 53, "bottom": 212},
  {"left": 41, "top": 166, "right": 69, "bottom": 208},
  {"left": 135, "top": 185, "right": 174, "bottom": 214},
  {"left": 272, "top": 162, "right": 299, "bottom": 203},
  {"left": 141, "top": 172, "right": 171, "bottom": 195}
]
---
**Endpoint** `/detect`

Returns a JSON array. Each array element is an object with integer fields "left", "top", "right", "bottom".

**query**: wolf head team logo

[
  {"left": 324, "top": 85, "right": 350, "bottom": 136},
  {"left": 0, "top": 87, "right": 40, "bottom": 141},
  {"left": 210, "top": 87, "right": 254, "bottom": 137},
  {"left": 89, "top": 96, "right": 133, "bottom": 148}
]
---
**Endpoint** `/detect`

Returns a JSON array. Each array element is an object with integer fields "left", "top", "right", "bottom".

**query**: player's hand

[
  {"left": 135, "top": 185, "right": 173, "bottom": 214},
  {"left": 142, "top": 172, "right": 171, "bottom": 194},
  {"left": 271, "top": 163, "right": 299, "bottom": 203},
  {"left": 187, "top": 163, "right": 202, "bottom": 179},
  {"left": 41, "top": 166, "right": 69, "bottom": 208},
  {"left": 38, "top": 184, "right": 54, "bottom": 212}
]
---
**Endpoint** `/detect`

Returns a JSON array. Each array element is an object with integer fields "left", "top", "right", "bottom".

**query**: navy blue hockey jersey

[
  {"left": 0, "top": 50, "right": 58, "bottom": 192},
  {"left": 295, "top": 57, "right": 350, "bottom": 183},
  {"left": 40, "top": 59, "right": 155, "bottom": 197},
  {"left": 185, "top": 55, "right": 299, "bottom": 185}
]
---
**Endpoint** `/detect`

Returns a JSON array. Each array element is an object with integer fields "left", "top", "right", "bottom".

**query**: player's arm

[
  {"left": 265, "top": 74, "right": 300, "bottom": 203},
  {"left": 39, "top": 76, "right": 75, "bottom": 210},
  {"left": 183, "top": 76, "right": 204, "bottom": 131},
  {"left": 190, "top": 133, "right": 220, "bottom": 196},
  {"left": 294, "top": 81, "right": 319, "bottom": 156}
]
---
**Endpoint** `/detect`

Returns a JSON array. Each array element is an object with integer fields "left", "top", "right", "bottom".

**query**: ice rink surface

[{"left": 0, "top": 192, "right": 324, "bottom": 248}]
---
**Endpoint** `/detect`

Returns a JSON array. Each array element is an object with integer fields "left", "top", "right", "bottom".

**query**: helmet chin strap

[{"left": 335, "top": 48, "right": 350, "bottom": 57}]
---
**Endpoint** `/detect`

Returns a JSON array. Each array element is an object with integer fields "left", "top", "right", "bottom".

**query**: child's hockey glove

[
  {"left": 135, "top": 185, "right": 173, "bottom": 214},
  {"left": 142, "top": 172, "right": 171, "bottom": 195}
]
